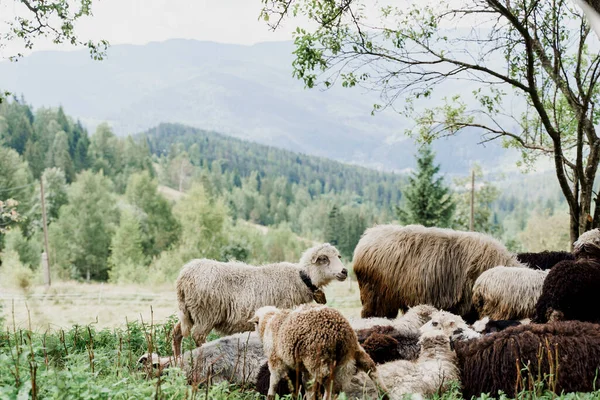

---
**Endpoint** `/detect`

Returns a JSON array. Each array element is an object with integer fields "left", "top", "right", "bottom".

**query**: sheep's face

[
  {"left": 420, "top": 311, "right": 480, "bottom": 341},
  {"left": 302, "top": 243, "right": 347, "bottom": 287},
  {"left": 250, "top": 306, "right": 278, "bottom": 339},
  {"left": 574, "top": 228, "right": 600, "bottom": 259}
]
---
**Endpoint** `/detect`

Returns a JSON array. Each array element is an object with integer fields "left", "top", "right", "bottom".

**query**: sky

[{"left": 0, "top": 0, "right": 300, "bottom": 58}]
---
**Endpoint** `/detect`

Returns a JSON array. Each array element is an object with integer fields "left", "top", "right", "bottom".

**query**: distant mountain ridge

[{"left": 0, "top": 38, "right": 519, "bottom": 174}]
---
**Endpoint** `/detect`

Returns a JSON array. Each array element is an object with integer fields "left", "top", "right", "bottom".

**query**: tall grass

[{"left": 2, "top": 304, "right": 600, "bottom": 400}]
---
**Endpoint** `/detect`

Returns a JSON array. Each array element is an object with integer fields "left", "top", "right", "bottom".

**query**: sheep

[
  {"left": 533, "top": 229, "right": 600, "bottom": 323},
  {"left": 472, "top": 266, "right": 548, "bottom": 320},
  {"left": 137, "top": 332, "right": 265, "bottom": 386},
  {"left": 532, "top": 258, "right": 600, "bottom": 323},
  {"left": 353, "top": 224, "right": 520, "bottom": 321},
  {"left": 349, "top": 304, "right": 438, "bottom": 332},
  {"left": 419, "top": 310, "right": 481, "bottom": 342},
  {"left": 454, "top": 321, "right": 600, "bottom": 398},
  {"left": 172, "top": 243, "right": 347, "bottom": 358},
  {"left": 471, "top": 316, "right": 528, "bottom": 334},
  {"left": 342, "top": 330, "right": 460, "bottom": 400},
  {"left": 516, "top": 251, "right": 574, "bottom": 270},
  {"left": 357, "top": 326, "right": 421, "bottom": 364},
  {"left": 251, "top": 304, "right": 389, "bottom": 400}
]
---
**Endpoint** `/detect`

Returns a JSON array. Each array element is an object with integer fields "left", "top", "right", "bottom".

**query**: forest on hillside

[{"left": 0, "top": 97, "right": 571, "bottom": 286}]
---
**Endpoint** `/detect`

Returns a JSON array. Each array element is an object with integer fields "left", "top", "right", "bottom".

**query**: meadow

[{"left": 2, "top": 279, "right": 600, "bottom": 400}]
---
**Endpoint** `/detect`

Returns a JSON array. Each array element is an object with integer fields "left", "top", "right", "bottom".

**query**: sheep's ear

[
  {"left": 311, "top": 254, "right": 319, "bottom": 264},
  {"left": 249, "top": 316, "right": 259, "bottom": 324}
]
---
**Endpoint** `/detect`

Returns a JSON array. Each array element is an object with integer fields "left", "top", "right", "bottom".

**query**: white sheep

[
  {"left": 138, "top": 331, "right": 265, "bottom": 386},
  {"left": 251, "top": 304, "right": 389, "bottom": 400},
  {"left": 472, "top": 266, "right": 548, "bottom": 320},
  {"left": 342, "top": 330, "right": 459, "bottom": 400},
  {"left": 172, "top": 243, "right": 347, "bottom": 358},
  {"left": 349, "top": 304, "right": 438, "bottom": 332},
  {"left": 420, "top": 310, "right": 481, "bottom": 342}
]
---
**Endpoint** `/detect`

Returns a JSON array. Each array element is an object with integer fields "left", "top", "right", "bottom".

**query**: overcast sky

[
  {"left": 0, "top": 0, "right": 301, "bottom": 58},
  {"left": 0, "top": 0, "right": 500, "bottom": 59}
]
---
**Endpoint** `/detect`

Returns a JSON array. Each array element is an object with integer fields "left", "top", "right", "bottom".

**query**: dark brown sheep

[
  {"left": 355, "top": 325, "right": 420, "bottom": 364},
  {"left": 454, "top": 321, "right": 600, "bottom": 398},
  {"left": 516, "top": 251, "right": 574, "bottom": 270},
  {"left": 532, "top": 258, "right": 600, "bottom": 323}
]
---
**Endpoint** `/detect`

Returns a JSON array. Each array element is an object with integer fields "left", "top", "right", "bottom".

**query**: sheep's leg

[
  {"left": 355, "top": 349, "right": 390, "bottom": 400},
  {"left": 172, "top": 322, "right": 184, "bottom": 363},
  {"left": 191, "top": 324, "right": 210, "bottom": 347},
  {"left": 266, "top": 361, "right": 285, "bottom": 400}
]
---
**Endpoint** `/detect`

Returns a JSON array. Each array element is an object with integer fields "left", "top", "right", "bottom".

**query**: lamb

[
  {"left": 353, "top": 224, "right": 520, "bottom": 321},
  {"left": 342, "top": 330, "right": 460, "bottom": 400},
  {"left": 173, "top": 243, "right": 347, "bottom": 358},
  {"left": 533, "top": 228, "right": 600, "bottom": 323},
  {"left": 138, "top": 332, "right": 265, "bottom": 386},
  {"left": 472, "top": 266, "right": 548, "bottom": 320},
  {"left": 516, "top": 251, "right": 574, "bottom": 270},
  {"left": 454, "top": 321, "right": 600, "bottom": 398},
  {"left": 471, "top": 316, "right": 528, "bottom": 334},
  {"left": 349, "top": 304, "right": 438, "bottom": 332},
  {"left": 251, "top": 304, "right": 389, "bottom": 400},
  {"left": 419, "top": 310, "right": 481, "bottom": 342}
]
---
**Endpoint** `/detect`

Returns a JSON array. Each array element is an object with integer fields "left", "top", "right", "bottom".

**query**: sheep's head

[
  {"left": 404, "top": 304, "right": 438, "bottom": 324},
  {"left": 250, "top": 306, "right": 279, "bottom": 339},
  {"left": 573, "top": 228, "right": 600, "bottom": 260},
  {"left": 301, "top": 243, "right": 347, "bottom": 287},
  {"left": 420, "top": 311, "right": 481, "bottom": 342}
]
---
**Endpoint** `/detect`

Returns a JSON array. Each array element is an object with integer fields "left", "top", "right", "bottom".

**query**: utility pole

[
  {"left": 40, "top": 178, "right": 51, "bottom": 287},
  {"left": 470, "top": 169, "right": 475, "bottom": 232}
]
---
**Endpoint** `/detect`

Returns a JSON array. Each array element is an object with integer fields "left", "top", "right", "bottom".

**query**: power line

[{"left": 0, "top": 181, "right": 38, "bottom": 193}]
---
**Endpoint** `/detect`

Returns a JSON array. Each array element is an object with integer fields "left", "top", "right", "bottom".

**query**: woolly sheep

[
  {"left": 343, "top": 330, "right": 460, "bottom": 400},
  {"left": 471, "top": 316, "right": 528, "bottom": 334},
  {"left": 516, "top": 251, "right": 574, "bottom": 270},
  {"left": 251, "top": 304, "right": 389, "bottom": 400},
  {"left": 349, "top": 304, "right": 438, "bottom": 332},
  {"left": 138, "top": 332, "right": 265, "bottom": 386},
  {"left": 173, "top": 243, "right": 347, "bottom": 358},
  {"left": 353, "top": 224, "right": 519, "bottom": 320},
  {"left": 419, "top": 310, "right": 481, "bottom": 342},
  {"left": 472, "top": 266, "right": 548, "bottom": 320},
  {"left": 455, "top": 321, "right": 600, "bottom": 398},
  {"left": 533, "top": 229, "right": 600, "bottom": 323}
]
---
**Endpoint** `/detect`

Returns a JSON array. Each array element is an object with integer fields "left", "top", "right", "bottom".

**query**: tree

[
  {"left": 1, "top": 0, "right": 108, "bottom": 62},
  {"left": 48, "top": 170, "right": 117, "bottom": 281},
  {"left": 260, "top": 0, "right": 600, "bottom": 245},
  {"left": 397, "top": 145, "right": 455, "bottom": 228},
  {"left": 108, "top": 209, "right": 146, "bottom": 283},
  {"left": 88, "top": 123, "right": 121, "bottom": 178},
  {"left": 0, "top": 146, "right": 35, "bottom": 235},
  {"left": 125, "top": 171, "right": 180, "bottom": 257},
  {"left": 519, "top": 209, "right": 571, "bottom": 251},
  {"left": 46, "top": 131, "right": 74, "bottom": 182}
]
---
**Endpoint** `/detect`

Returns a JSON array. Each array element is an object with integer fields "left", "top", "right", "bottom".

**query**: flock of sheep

[{"left": 139, "top": 223, "right": 600, "bottom": 399}]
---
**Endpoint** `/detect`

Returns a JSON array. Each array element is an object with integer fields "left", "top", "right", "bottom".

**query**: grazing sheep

[
  {"left": 516, "top": 251, "right": 574, "bottom": 270},
  {"left": 349, "top": 304, "right": 438, "bottom": 332},
  {"left": 251, "top": 304, "right": 389, "bottom": 400},
  {"left": 353, "top": 224, "right": 519, "bottom": 320},
  {"left": 138, "top": 332, "right": 265, "bottom": 386},
  {"left": 455, "top": 321, "right": 600, "bottom": 398},
  {"left": 343, "top": 330, "right": 460, "bottom": 400},
  {"left": 472, "top": 266, "right": 548, "bottom": 320},
  {"left": 173, "top": 243, "right": 347, "bottom": 358},
  {"left": 472, "top": 316, "right": 528, "bottom": 334}
]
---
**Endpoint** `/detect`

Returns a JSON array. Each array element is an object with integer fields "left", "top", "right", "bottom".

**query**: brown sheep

[
  {"left": 353, "top": 224, "right": 519, "bottom": 320},
  {"left": 454, "top": 321, "right": 600, "bottom": 398},
  {"left": 251, "top": 304, "right": 389, "bottom": 400}
]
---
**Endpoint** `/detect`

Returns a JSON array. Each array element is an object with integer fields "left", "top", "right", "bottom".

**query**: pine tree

[{"left": 397, "top": 145, "right": 455, "bottom": 228}]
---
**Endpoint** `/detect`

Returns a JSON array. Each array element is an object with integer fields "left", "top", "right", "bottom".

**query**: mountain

[{"left": 0, "top": 39, "right": 518, "bottom": 174}]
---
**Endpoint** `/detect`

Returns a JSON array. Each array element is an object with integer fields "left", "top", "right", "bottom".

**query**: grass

[{"left": 2, "top": 280, "right": 600, "bottom": 399}]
